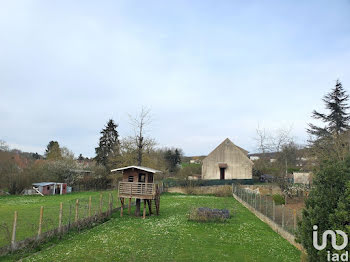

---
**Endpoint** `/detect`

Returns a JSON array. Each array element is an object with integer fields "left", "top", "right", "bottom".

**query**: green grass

[
  {"left": 0, "top": 191, "right": 117, "bottom": 247},
  {"left": 2, "top": 193, "right": 300, "bottom": 262},
  {"left": 181, "top": 162, "right": 201, "bottom": 168}
]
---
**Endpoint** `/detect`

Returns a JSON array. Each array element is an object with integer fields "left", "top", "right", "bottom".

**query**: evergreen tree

[
  {"left": 297, "top": 158, "right": 350, "bottom": 261},
  {"left": 164, "top": 148, "right": 182, "bottom": 172},
  {"left": 307, "top": 80, "right": 350, "bottom": 138},
  {"left": 32, "top": 152, "right": 41, "bottom": 159},
  {"left": 174, "top": 149, "right": 182, "bottom": 166},
  {"left": 45, "top": 141, "right": 62, "bottom": 160},
  {"left": 78, "top": 154, "right": 84, "bottom": 161},
  {"left": 95, "top": 119, "right": 120, "bottom": 168}
]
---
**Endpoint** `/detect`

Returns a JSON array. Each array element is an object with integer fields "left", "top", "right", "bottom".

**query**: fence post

[
  {"left": 254, "top": 194, "right": 257, "bottom": 209},
  {"left": 273, "top": 201, "right": 275, "bottom": 221},
  {"left": 38, "top": 206, "right": 44, "bottom": 239},
  {"left": 99, "top": 193, "right": 103, "bottom": 214},
  {"left": 75, "top": 199, "right": 79, "bottom": 222},
  {"left": 265, "top": 197, "right": 267, "bottom": 216},
  {"left": 58, "top": 202, "right": 63, "bottom": 232},
  {"left": 293, "top": 209, "right": 297, "bottom": 231},
  {"left": 88, "top": 196, "right": 92, "bottom": 217},
  {"left": 282, "top": 205, "right": 285, "bottom": 228},
  {"left": 11, "top": 211, "right": 17, "bottom": 250},
  {"left": 259, "top": 194, "right": 262, "bottom": 212},
  {"left": 108, "top": 193, "right": 112, "bottom": 215}
]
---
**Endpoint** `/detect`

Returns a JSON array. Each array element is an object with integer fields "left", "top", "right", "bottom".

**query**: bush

[
  {"left": 188, "top": 207, "right": 230, "bottom": 222},
  {"left": 272, "top": 194, "right": 285, "bottom": 205}
]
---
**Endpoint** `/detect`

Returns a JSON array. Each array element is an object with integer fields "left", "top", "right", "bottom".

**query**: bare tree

[
  {"left": 255, "top": 125, "right": 293, "bottom": 153},
  {"left": 255, "top": 125, "right": 298, "bottom": 191},
  {"left": 255, "top": 126, "right": 269, "bottom": 154},
  {"left": 0, "top": 140, "right": 9, "bottom": 151},
  {"left": 129, "top": 107, "right": 153, "bottom": 166}
]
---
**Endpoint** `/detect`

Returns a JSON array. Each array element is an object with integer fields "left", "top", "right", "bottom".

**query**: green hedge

[{"left": 162, "top": 178, "right": 255, "bottom": 187}]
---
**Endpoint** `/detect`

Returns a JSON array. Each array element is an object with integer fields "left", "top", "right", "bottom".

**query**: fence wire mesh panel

[
  {"left": 0, "top": 190, "right": 118, "bottom": 255},
  {"left": 233, "top": 185, "right": 301, "bottom": 236}
]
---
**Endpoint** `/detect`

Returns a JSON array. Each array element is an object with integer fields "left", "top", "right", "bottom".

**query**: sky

[{"left": 1, "top": 0, "right": 350, "bottom": 157}]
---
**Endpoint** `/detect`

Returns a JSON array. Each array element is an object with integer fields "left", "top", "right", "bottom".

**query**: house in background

[{"left": 202, "top": 138, "right": 253, "bottom": 180}]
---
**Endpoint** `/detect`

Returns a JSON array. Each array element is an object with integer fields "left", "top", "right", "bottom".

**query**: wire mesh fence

[
  {"left": 232, "top": 185, "right": 302, "bottom": 236},
  {"left": 0, "top": 191, "right": 119, "bottom": 255}
]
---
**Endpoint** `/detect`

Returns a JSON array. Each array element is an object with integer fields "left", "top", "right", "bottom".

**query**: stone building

[{"left": 202, "top": 138, "right": 253, "bottom": 180}]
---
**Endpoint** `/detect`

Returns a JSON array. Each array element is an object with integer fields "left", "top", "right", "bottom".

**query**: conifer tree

[
  {"left": 95, "top": 119, "right": 120, "bottom": 168},
  {"left": 45, "top": 141, "right": 62, "bottom": 160},
  {"left": 307, "top": 80, "right": 350, "bottom": 138}
]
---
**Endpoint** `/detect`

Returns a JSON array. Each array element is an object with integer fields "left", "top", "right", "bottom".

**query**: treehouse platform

[{"left": 111, "top": 166, "right": 162, "bottom": 218}]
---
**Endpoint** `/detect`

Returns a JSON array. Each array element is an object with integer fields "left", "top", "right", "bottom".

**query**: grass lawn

[
  {"left": 0, "top": 191, "right": 117, "bottom": 247},
  {"left": 2, "top": 193, "right": 300, "bottom": 262}
]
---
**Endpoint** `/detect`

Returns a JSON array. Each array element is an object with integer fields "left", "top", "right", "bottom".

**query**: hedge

[{"left": 162, "top": 178, "right": 255, "bottom": 188}]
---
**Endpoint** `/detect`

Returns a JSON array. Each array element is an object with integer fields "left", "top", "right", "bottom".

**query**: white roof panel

[{"left": 110, "top": 166, "right": 161, "bottom": 174}]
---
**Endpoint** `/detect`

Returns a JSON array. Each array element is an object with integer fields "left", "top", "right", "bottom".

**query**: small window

[
  {"left": 128, "top": 176, "right": 134, "bottom": 182},
  {"left": 139, "top": 174, "right": 146, "bottom": 183},
  {"left": 47, "top": 186, "right": 50, "bottom": 190}
]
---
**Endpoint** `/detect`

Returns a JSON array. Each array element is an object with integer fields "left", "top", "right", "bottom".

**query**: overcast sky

[{"left": 1, "top": 0, "right": 350, "bottom": 157}]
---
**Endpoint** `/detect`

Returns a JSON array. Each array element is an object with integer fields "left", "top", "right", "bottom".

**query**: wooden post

[
  {"left": 135, "top": 199, "right": 141, "bottom": 216},
  {"left": 293, "top": 209, "right": 297, "bottom": 231},
  {"left": 58, "top": 202, "right": 63, "bottom": 232},
  {"left": 38, "top": 206, "right": 44, "bottom": 238},
  {"left": 265, "top": 197, "right": 267, "bottom": 215},
  {"left": 75, "top": 199, "right": 79, "bottom": 222},
  {"left": 273, "top": 201, "right": 275, "bottom": 221},
  {"left": 108, "top": 193, "right": 112, "bottom": 215},
  {"left": 282, "top": 205, "right": 285, "bottom": 228},
  {"left": 11, "top": 211, "right": 17, "bottom": 250},
  {"left": 99, "top": 193, "right": 103, "bottom": 214},
  {"left": 116, "top": 192, "right": 118, "bottom": 208},
  {"left": 128, "top": 198, "right": 131, "bottom": 215},
  {"left": 143, "top": 200, "right": 146, "bottom": 219},
  {"left": 88, "top": 196, "right": 92, "bottom": 217},
  {"left": 148, "top": 200, "right": 152, "bottom": 215},
  {"left": 120, "top": 198, "right": 124, "bottom": 217}
]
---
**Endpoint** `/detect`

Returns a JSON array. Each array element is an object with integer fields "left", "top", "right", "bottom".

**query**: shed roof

[
  {"left": 110, "top": 166, "right": 162, "bottom": 174},
  {"left": 32, "top": 182, "right": 60, "bottom": 187}
]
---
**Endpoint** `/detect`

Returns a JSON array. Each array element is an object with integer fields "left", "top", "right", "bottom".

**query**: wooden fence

[{"left": 0, "top": 191, "right": 132, "bottom": 256}]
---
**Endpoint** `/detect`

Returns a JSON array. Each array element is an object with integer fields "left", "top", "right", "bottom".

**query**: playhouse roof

[{"left": 110, "top": 166, "right": 162, "bottom": 174}]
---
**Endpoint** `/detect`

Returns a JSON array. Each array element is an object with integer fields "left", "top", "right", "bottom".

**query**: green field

[
  {"left": 0, "top": 191, "right": 117, "bottom": 248},
  {"left": 1, "top": 193, "right": 300, "bottom": 262}
]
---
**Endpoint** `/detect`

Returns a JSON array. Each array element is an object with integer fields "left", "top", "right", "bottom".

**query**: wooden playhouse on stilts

[{"left": 111, "top": 166, "right": 162, "bottom": 219}]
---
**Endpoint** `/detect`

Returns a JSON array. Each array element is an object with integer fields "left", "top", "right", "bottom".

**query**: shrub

[
  {"left": 272, "top": 194, "right": 285, "bottom": 205},
  {"left": 188, "top": 207, "right": 230, "bottom": 222}
]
